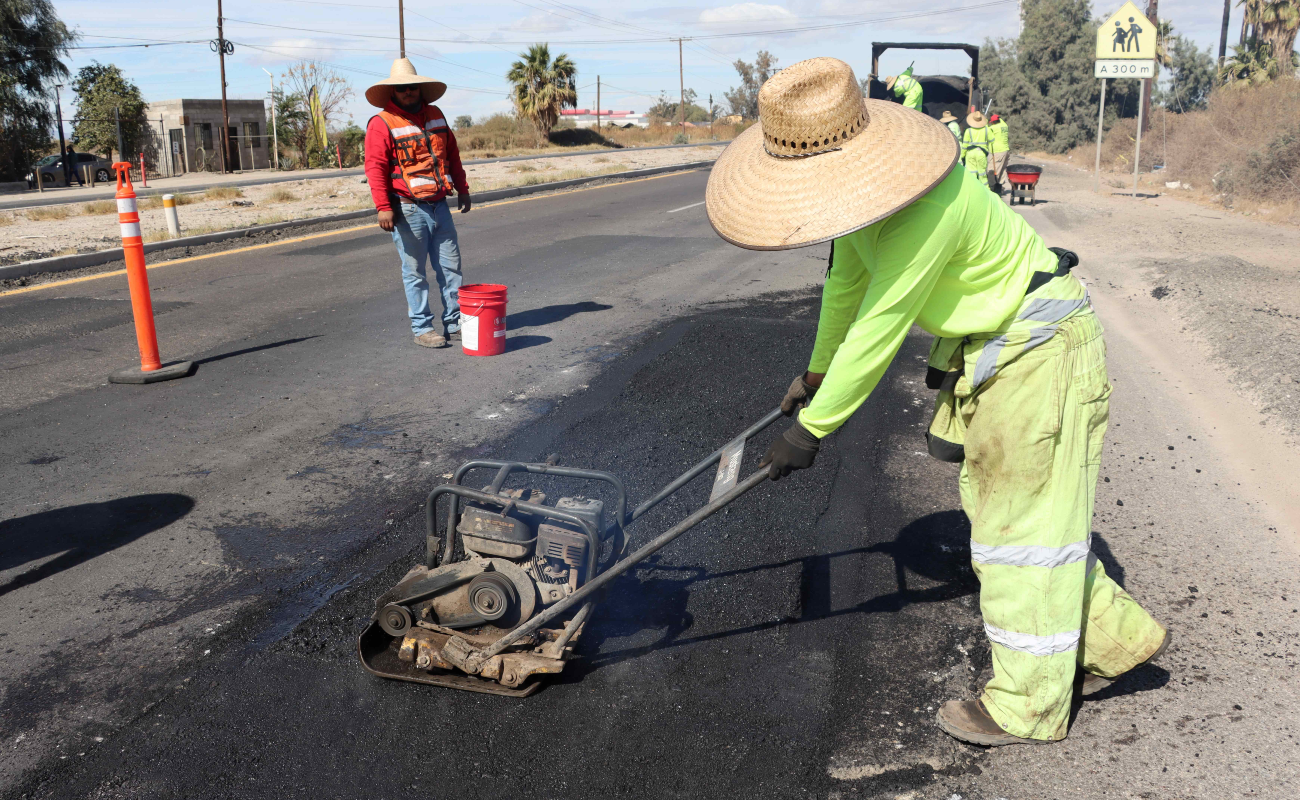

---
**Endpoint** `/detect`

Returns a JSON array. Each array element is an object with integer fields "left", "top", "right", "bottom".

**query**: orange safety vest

[{"left": 373, "top": 105, "right": 454, "bottom": 200}]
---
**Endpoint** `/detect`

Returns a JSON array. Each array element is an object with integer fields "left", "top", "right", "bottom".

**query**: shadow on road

[
  {"left": 195, "top": 336, "right": 322, "bottom": 366},
  {"left": 575, "top": 510, "right": 980, "bottom": 673},
  {"left": 506, "top": 334, "right": 552, "bottom": 352},
  {"left": 0, "top": 494, "right": 195, "bottom": 597},
  {"left": 507, "top": 301, "right": 612, "bottom": 331}
]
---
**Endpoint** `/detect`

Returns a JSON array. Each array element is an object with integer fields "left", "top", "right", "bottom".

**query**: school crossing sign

[{"left": 1095, "top": 2, "right": 1157, "bottom": 78}]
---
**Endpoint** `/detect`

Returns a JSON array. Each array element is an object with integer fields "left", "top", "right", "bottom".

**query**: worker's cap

[
  {"left": 706, "top": 57, "right": 958, "bottom": 251},
  {"left": 366, "top": 58, "right": 447, "bottom": 108},
  {"left": 989, "top": 114, "right": 1000, "bottom": 123}
]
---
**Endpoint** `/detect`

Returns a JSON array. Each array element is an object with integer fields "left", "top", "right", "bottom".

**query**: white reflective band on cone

[
  {"left": 117, "top": 198, "right": 136, "bottom": 213},
  {"left": 970, "top": 540, "right": 1090, "bottom": 569},
  {"left": 984, "top": 623, "right": 1079, "bottom": 657},
  {"left": 120, "top": 222, "right": 142, "bottom": 239}
]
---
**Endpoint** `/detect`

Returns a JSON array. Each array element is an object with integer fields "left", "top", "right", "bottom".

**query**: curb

[{"left": 0, "top": 160, "right": 714, "bottom": 282}]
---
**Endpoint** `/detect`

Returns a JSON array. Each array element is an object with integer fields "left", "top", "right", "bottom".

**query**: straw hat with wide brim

[
  {"left": 966, "top": 110, "right": 987, "bottom": 128},
  {"left": 884, "top": 75, "right": 898, "bottom": 92},
  {"left": 706, "top": 58, "right": 958, "bottom": 251},
  {"left": 365, "top": 58, "right": 447, "bottom": 108},
  {"left": 939, "top": 110, "right": 958, "bottom": 124}
]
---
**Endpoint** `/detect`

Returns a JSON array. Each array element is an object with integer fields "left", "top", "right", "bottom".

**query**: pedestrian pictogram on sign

[{"left": 1095, "top": 2, "right": 1157, "bottom": 61}]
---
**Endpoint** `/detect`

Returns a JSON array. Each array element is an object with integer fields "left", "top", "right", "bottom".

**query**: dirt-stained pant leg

[{"left": 957, "top": 313, "right": 1166, "bottom": 741}]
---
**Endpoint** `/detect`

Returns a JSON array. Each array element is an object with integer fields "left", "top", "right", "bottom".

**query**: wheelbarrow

[{"left": 1006, "top": 164, "right": 1042, "bottom": 206}]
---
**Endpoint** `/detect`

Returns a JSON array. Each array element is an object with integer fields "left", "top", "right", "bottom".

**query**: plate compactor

[{"left": 358, "top": 409, "right": 783, "bottom": 696}]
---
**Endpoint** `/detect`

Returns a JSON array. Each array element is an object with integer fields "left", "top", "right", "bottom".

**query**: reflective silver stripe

[
  {"left": 408, "top": 176, "right": 438, "bottom": 187},
  {"left": 424, "top": 118, "right": 447, "bottom": 129},
  {"left": 984, "top": 623, "right": 1079, "bottom": 656},
  {"left": 389, "top": 125, "right": 421, "bottom": 137},
  {"left": 1023, "top": 325, "right": 1058, "bottom": 353},
  {"left": 970, "top": 540, "right": 1089, "bottom": 569},
  {"left": 1018, "top": 297, "right": 1086, "bottom": 323},
  {"left": 972, "top": 335, "right": 1008, "bottom": 387},
  {"left": 120, "top": 221, "right": 141, "bottom": 239}
]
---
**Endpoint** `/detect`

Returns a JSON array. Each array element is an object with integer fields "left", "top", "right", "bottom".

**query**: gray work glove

[
  {"left": 780, "top": 374, "right": 819, "bottom": 417},
  {"left": 760, "top": 420, "right": 821, "bottom": 481}
]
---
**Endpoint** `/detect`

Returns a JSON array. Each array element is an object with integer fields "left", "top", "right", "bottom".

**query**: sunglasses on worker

[{"left": 394, "top": 85, "right": 421, "bottom": 94}]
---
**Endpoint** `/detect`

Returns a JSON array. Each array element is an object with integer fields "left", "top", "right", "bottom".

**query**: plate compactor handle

[{"left": 441, "top": 408, "right": 783, "bottom": 675}]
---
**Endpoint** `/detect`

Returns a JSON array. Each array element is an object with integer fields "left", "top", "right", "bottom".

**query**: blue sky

[{"left": 50, "top": 0, "right": 1237, "bottom": 127}]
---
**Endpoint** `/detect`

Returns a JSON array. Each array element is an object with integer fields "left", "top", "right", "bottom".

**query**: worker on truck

[
  {"left": 705, "top": 57, "right": 1169, "bottom": 747},
  {"left": 364, "top": 57, "right": 472, "bottom": 349},
  {"left": 988, "top": 113, "right": 1010, "bottom": 186},
  {"left": 960, "top": 110, "right": 994, "bottom": 188},
  {"left": 885, "top": 68, "right": 924, "bottom": 111}
]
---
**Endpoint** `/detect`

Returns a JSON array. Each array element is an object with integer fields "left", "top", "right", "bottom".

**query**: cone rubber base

[{"left": 109, "top": 360, "right": 195, "bottom": 384}]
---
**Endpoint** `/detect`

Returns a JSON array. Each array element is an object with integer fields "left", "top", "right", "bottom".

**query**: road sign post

[{"left": 1094, "top": 1, "right": 1156, "bottom": 197}]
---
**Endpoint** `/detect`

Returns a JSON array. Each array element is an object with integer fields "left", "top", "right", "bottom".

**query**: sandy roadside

[{"left": 0, "top": 145, "right": 724, "bottom": 266}]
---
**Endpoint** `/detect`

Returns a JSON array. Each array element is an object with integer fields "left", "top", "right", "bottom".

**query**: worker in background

[
  {"left": 939, "top": 110, "right": 960, "bottom": 138},
  {"left": 884, "top": 68, "right": 923, "bottom": 111},
  {"left": 364, "top": 57, "right": 471, "bottom": 349},
  {"left": 961, "top": 109, "right": 994, "bottom": 188},
  {"left": 706, "top": 57, "right": 1168, "bottom": 747},
  {"left": 989, "top": 113, "right": 1010, "bottom": 187}
]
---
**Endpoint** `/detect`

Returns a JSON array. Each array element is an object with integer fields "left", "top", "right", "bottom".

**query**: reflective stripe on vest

[{"left": 374, "top": 105, "right": 454, "bottom": 200}]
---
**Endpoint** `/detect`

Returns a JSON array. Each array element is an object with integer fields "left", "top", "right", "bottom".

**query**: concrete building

[
  {"left": 558, "top": 109, "right": 649, "bottom": 129},
  {"left": 145, "top": 99, "right": 270, "bottom": 174}
]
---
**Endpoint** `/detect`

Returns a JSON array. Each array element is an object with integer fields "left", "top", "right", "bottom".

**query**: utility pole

[
  {"left": 214, "top": 0, "right": 233, "bottom": 173},
  {"left": 53, "top": 84, "right": 68, "bottom": 183},
  {"left": 263, "top": 67, "right": 279, "bottom": 170},
  {"left": 596, "top": 76, "right": 601, "bottom": 134},
  {"left": 398, "top": 0, "right": 406, "bottom": 58},
  {"left": 1141, "top": 0, "right": 1157, "bottom": 134},
  {"left": 1218, "top": 0, "right": 1232, "bottom": 72},
  {"left": 114, "top": 106, "right": 123, "bottom": 163},
  {"left": 708, "top": 92, "right": 713, "bottom": 139},
  {"left": 678, "top": 38, "right": 685, "bottom": 140}
]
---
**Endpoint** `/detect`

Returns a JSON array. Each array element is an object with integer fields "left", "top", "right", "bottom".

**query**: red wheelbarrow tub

[{"left": 1006, "top": 164, "right": 1042, "bottom": 186}]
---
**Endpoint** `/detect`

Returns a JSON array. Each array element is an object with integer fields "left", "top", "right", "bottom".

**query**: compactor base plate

[{"left": 357, "top": 622, "right": 542, "bottom": 698}]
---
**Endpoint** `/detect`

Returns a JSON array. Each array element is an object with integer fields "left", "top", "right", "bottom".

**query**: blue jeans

[{"left": 390, "top": 198, "right": 463, "bottom": 336}]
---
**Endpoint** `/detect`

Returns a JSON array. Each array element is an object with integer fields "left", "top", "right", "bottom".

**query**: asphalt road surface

[{"left": 3, "top": 168, "right": 1297, "bottom": 799}]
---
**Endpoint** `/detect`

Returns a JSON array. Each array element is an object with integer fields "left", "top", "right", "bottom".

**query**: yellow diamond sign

[{"left": 1096, "top": 2, "right": 1157, "bottom": 60}]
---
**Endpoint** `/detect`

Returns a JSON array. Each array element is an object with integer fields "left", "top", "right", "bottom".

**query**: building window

[{"left": 243, "top": 121, "right": 261, "bottom": 148}]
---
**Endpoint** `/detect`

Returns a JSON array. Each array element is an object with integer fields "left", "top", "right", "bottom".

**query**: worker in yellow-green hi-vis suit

[
  {"left": 885, "top": 68, "right": 923, "bottom": 111},
  {"left": 961, "top": 110, "right": 995, "bottom": 188},
  {"left": 704, "top": 57, "right": 1170, "bottom": 748}
]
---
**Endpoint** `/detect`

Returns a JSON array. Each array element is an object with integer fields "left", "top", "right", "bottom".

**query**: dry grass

[
  {"left": 0, "top": 214, "right": 14, "bottom": 227},
  {"left": 137, "top": 193, "right": 197, "bottom": 211},
  {"left": 454, "top": 112, "right": 748, "bottom": 161},
  {"left": 265, "top": 187, "right": 299, "bottom": 204},
  {"left": 474, "top": 163, "right": 632, "bottom": 192},
  {"left": 203, "top": 186, "right": 245, "bottom": 201},
  {"left": 1071, "top": 79, "right": 1300, "bottom": 210},
  {"left": 80, "top": 199, "right": 118, "bottom": 215},
  {"left": 26, "top": 206, "right": 71, "bottom": 221}
]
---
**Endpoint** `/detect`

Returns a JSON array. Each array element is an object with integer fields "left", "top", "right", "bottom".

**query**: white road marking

[{"left": 667, "top": 201, "right": 705, "bottom": 213}]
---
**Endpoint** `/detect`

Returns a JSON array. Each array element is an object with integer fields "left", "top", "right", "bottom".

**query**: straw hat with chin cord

[
  {"left": 966, "top": 109, "right": 987, "bottom": 128},
  {"left": 705, "top": 58, "right": 959, "bottom": 251},
  {"left": 366, "top": 58, "right": 447, "bottom": 108}
]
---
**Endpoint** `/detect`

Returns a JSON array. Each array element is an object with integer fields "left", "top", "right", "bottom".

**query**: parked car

[{"left": 25, "top": 152, "right": 114, "bottom": 188}]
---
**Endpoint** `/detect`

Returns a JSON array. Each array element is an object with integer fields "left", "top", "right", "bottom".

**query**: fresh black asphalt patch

[{"left": 8, "top": 293, "right": 1000, "bottom": 799}]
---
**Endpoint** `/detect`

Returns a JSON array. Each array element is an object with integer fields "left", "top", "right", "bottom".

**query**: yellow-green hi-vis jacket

[
  {"left": 798, "top": 165, "right": 1078, "bottom": 441},
  {"left": 891, "top": 74, "right": 924, "bottom": 111}
]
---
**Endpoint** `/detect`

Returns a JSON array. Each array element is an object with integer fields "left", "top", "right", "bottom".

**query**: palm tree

[
  {"left": 506, "top": 44, "right": 577, "bottom": 142},
  {"left": 1237, "top": 0, "right": 1300, "bottom": 76},
  {"left": 1219, "top": 39, "right": 1283, "bottom": 83}
]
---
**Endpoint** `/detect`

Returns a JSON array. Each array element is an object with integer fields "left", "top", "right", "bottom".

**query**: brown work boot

[
  {"left": 935, "top": 699, "right": 1051, "bottom": 746},
  {"left": 1080, "top": 629, "right": 1172, "bottom": 696},
  {"left": 414, "top": 331, "right": 448, "bottom": 348}
]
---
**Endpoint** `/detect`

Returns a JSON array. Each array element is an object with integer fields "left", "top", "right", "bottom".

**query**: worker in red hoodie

[{"left": 365, "top": 58, "right": 471, "bottom": 348}]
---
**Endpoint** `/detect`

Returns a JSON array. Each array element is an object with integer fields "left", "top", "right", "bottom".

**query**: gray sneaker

[{"left": 414, "top": 331, "right": 448, "bottom": 348}]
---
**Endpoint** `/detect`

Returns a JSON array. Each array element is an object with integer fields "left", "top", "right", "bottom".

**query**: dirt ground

[{"left": 0, "top": 145, "right": 722, "bottom": 266}]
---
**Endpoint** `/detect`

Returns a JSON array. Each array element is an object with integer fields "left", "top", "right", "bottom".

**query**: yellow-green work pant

[{"left": 957, "top": 311, "right": 1166, "bottom": 741}]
